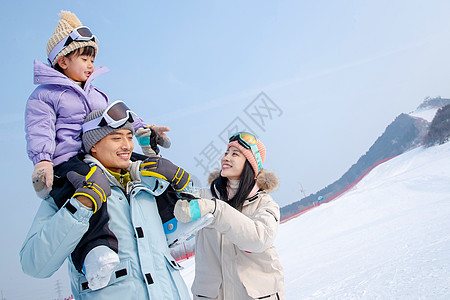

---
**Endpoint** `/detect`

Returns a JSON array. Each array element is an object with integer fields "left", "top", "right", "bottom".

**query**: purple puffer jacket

[{"left": 25, "top": 60, "right": 146, "bottom": 166}]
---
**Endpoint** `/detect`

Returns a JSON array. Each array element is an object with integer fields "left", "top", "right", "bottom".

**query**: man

[{"left": 20, "top": 108, "right": 191, "bottom": 299}]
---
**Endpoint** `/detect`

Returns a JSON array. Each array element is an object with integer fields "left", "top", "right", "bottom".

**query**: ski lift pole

[
  {"left": 183, "top": 242, "right": 188, "bottom": 260},
  {"left": 298, "top": 182, "right": 310, "bottom": 207}
]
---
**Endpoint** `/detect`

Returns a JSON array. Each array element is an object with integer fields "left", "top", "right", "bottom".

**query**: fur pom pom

[
  {"left": 207, "top": 169, "right": 279, "bottom": 192},
  {"left": 207, "top": 169, "right": 221, "bottom": 185},
  {"left": 59, "top": 11, "right": 82, "bottom": 28},
  {"left": 256, "top": 170, "right": 279, "bottom": 192}
]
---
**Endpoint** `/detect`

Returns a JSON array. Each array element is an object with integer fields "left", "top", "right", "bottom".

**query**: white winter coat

[{"left": 192, "top": 170, "right": 285, "bottom": 300}]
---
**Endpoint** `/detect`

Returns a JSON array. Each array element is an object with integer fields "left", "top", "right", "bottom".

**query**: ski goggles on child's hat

[
  {"left": 82, "top": 100, "right": 137, "bottom": 133},
  {"left": 48, "top": 26, "right": 98, "bottom": 65},
  {"left": 229, "top": 132, "right": 263, "bottom": 173}
]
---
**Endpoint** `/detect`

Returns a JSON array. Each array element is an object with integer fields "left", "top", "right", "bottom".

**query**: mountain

[
  {"left": 424, "top": 103, "right": 450, "bottom": 146},
  {"left": 180, "top": 140, "right": 450, "bottom": 299},
  {"left": 280, "top": 97, "right": 450, "bottom": 220}
]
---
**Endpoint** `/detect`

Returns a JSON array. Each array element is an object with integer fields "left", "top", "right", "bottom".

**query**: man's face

[{"left": 90, "top": 129, "right": 134, "bottom": 173}]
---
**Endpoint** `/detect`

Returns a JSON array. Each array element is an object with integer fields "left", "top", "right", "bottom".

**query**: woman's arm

[
  {"left": 212, "top": 195, "right": 280, "bottom": 253},
  {"left": 20, "top": 197, "right": 92, "bottom": 278}
]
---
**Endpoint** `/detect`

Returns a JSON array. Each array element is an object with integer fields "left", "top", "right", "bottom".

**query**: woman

[{"left": 175, "top": 132, "right": 285, "bottom": 299}]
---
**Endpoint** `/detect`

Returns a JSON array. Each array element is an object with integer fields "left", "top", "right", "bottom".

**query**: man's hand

[
  {"left": 32, "top": 160, "right": 53, "bottom": 198},
  {"left": 174, "top": 193, "right": 216, "bottom": 223},
  {"left": 140, "top": 157, "right": 190, "bottom": 191},
  {"left": 67, "top": 166, "right": 111, "bottom": 213}
]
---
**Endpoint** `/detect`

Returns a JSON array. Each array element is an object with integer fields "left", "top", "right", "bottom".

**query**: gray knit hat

[{"left": 82, "top": 109, "right": 135, "bottom": 153}]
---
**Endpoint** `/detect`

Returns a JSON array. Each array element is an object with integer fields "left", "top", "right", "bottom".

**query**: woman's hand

[{"left": 174, "top": 195, "right": 216, "bottom": 223}]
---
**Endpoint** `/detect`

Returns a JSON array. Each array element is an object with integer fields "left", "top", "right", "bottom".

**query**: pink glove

[{"left": 32, "top": 160, "right": 54, "bottom": 198}]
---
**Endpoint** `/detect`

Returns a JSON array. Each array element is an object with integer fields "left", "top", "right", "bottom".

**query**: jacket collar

[
  {"left": 83, "top": 154, "right": 170, "bottom": 196},
  {"left": 33, "top": 59, "right": 109, "bottom": 92},
  {"left": 83, "top": 154, "right": 139, "bottom": 188}
]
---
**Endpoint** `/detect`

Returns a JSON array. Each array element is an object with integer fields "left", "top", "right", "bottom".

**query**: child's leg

[
  {"left": 70, "top": 203, "right": 119, "bottom": 272},
  {"left": 51, "top": 154, "right": 120, "bottom": 289},
  {"left": 72, "top": 203, "right": 119, "bottom": 290},
  {"left": 51, "top": 154, "right": 91, "bottom": 208},
  {"left": 131, "top": 152, "right": 214, "bottom": 247},
  {"left": 156, "top": 185, "right": 214, "bottom": 248}
]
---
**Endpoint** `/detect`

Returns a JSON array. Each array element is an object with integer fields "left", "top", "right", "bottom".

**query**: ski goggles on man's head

[
  {"left": 48, "top": 26, "right": 98, "bottom": 64},
  {"left": 82, "top": 100, "right": 137, "bottom": 133},
  {"left": 229, "top": 132, "right": 263, "bottom": 173}
]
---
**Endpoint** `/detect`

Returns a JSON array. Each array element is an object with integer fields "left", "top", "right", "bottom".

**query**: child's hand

[
  {"left": 136, "top": 125, "right": 171, "bottom": 157},
  {"left": 32, "top": 160, "right": 54, "bottom": 198},
  {"left": 151, "top": 125, "right": 171, "bottom": 148},
  {"left": 136, "top": 126, "right": 159, "bottom": 156}
]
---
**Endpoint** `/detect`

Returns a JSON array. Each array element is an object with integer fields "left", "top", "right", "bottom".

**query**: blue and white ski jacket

[{"left": 20, "top": 155, "right": 190, "bottom": 300}]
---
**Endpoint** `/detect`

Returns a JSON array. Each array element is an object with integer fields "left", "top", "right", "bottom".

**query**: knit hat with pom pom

[{"left": 47, "top": 11, "right": 98, "bottom": 66}]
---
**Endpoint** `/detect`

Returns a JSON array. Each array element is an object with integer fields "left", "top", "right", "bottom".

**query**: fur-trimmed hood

[{"left": 207, "top": 169, "right": 279, "bottom": 192}]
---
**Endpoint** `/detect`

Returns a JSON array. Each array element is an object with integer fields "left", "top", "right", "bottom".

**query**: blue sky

[{"left": 2, "top": 1, "right": 450, "bottom": 298}]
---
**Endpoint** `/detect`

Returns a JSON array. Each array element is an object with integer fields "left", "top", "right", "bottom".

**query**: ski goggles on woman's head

[
  {"left": 48, "top": 26, "right": 98, "bottom": 64},
  {"left": 229, "top": 132, "right": 263, "bottom": 172},
  {"left": 82, "top": 100, "right": 137, "bottom": 133}
]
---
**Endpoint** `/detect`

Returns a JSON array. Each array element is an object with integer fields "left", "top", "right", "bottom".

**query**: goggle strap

[
  {"left": 249, "top": 144, "right": 263, "bottom": 173},
  {"left": 48, "top": 26, "right": 96, "bottom": 63},
  {"left": 98, "top": 118, "right": 108, "bottom": 127},
  {"left": 64, "top": 36, "right": 74, "bottom": 47},
  {"left": 81, "top": 113, "right": 136, "bottom": 133},
  {"left": 82, "top": 117, "right": 103, "bottom": 133}
]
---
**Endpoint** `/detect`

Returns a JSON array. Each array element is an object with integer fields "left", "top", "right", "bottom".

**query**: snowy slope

[
  {"left": 180, "top": 142, "right": 450, "bottom": 299},
  {"left": 408, "top": 106, "right": 440, "bottom": 122}
]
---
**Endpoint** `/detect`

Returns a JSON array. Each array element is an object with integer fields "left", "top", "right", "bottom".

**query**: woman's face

[{"left": 221, "top": 146, "right": 246, "bottom": 180}]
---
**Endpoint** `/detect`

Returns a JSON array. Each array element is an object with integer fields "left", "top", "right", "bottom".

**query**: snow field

[{"left": 181, "top": 142, "right": 450, "bottom": 299}]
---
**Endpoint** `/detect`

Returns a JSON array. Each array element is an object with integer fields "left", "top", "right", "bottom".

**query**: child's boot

[
  {"left": 164, "top": 213, "right": 214, "bottom": 247},
  {"left": 83, "top": 245, "right": 120, "bottom": 291}
]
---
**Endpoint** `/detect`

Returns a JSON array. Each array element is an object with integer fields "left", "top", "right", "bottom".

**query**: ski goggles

[
  {"left": 229, "top": 132, "right": 263, "bottom": 173},
  {"left": 48, "top": 26, "right": 98, "bottom": 64},
  {"left": 82, "top": 100, "right": 137, "bottom": 133}
]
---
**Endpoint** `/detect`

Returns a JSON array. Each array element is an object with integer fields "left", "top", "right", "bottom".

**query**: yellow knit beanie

[{"left": 47, "top": 11, "right": 98, "bottom": 66}]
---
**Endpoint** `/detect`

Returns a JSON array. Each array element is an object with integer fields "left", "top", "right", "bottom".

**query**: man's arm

[{"left": 20, "top": 197, "right": 93, "bottom": 278}]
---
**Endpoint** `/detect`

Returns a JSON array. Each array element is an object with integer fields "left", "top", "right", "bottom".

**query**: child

[{"left": 25, "top": 11, "right": 170, "bottom": 290}]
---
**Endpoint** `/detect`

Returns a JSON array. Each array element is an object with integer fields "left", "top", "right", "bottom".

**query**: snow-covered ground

[
  {"left": 180, "top": 142, "right": 450, "bottom": 299},
  {"left": 409, "top": 107, "right": 440, "bottom": 122}
]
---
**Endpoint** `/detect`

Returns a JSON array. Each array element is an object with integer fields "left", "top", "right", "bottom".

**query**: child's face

[{"left": 59, "top": 54, "right": 95, "bottom": 82}]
